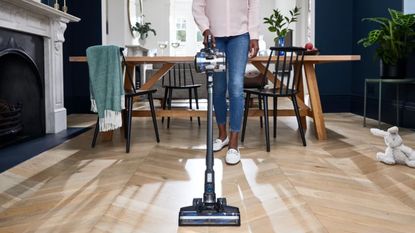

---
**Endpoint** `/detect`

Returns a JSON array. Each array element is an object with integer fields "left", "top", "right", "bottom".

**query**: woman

[{"left": 192, "top": 0, "right": 260, "bottom": 165}]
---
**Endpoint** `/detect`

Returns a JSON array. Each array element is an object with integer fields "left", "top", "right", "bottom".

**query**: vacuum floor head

[{"left": 179, "top": 198, "right": 240, "bottom": 226}]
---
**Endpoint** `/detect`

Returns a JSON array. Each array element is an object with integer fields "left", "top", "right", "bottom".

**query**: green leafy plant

[
  {"left": 263, "top": 6, "right": 300, "bottom": 43},
  {"left": 132, "top": 21, "right": 156, "bottom": 40},
  {"left": 358, "top": 9, "right": 415, "bottom": 65}
]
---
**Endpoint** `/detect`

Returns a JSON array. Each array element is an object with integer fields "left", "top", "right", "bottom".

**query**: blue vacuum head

[{"left": 179, "top": 198, "right": 240, "bottom": 226}]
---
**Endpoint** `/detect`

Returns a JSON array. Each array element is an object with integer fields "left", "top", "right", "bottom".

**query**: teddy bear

[{"left": 370, "top": 126, "right": 415, "bottom": 168}]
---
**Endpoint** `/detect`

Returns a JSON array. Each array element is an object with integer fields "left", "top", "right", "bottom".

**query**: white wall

[
  {"left": 104, "top": 0, "right": 140, "bottom": 46},
  {"left": 404, "top": 0, "right": 415, "bottom": 14},
  {"left": 103, "top": 0, "right": 314, "bottom": 51},
  {"left": 103, "top": 0, "right": 170, "bottom": 51},
  {"left": 101, "top": 0, "right": 107, "bottom": 45},
  {"left": 105, "top": 0, "right": 127, "bottom": 46},
  {"left": 260, "top": 0, "right": 276, "bottom": 50},
  {"left": 295, "top": 0, "right": 314, "bottom": 46},
  {"left": 143, "top": 0, "right": 170, "bottom": 53}
]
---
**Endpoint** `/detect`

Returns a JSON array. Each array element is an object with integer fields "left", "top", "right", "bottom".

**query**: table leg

[
  {"left": 140, "top": 63, "right": 175, "bottom": 90},
  {"left": 304, "top": 63, "right": 327, "bottom": 140},
  {"left": 125, "top": 64, "right": 136, "bottom": 91}
]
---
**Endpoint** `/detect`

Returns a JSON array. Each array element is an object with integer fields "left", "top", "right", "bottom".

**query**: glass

[
  {"left": 171, "top": 41, "right": 180, "bottom": 56},
  {"left": 158, "top": 41, "right": 168, "bottom": 56}
]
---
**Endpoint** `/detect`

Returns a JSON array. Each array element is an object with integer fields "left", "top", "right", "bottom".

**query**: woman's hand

[
  {"left": 249, "top": 39, "right": 259, "bottom": 58},
  {"left": 203, "top": 29, "right": 216, "bottom": 48}
]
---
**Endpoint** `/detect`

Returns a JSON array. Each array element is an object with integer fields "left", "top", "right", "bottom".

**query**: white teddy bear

[{"left": 370, "top": 126, "right": 415, "bottom": 168}]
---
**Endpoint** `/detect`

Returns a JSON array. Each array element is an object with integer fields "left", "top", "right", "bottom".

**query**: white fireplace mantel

[{"left": 0, "top": 0, "right": 80, "bottom": 133}]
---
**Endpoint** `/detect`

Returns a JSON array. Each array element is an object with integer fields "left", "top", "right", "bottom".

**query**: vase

[
  {"left": 139, "top": 38, "right": 146, "bottom": 47},
  {"left": 277, "top": 36, "right": 285, "bottom": 55}
]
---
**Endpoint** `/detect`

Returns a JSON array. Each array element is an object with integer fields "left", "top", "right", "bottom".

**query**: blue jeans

[{"left": 214, "top": 33, "right": 249, "bottom": 132}]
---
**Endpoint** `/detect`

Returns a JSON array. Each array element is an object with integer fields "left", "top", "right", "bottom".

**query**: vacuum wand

[
  {"left": 178, "top": 35, "right": 240, "bottom": 227},
  {"left": 204, "top": 71, "right": 215, "bottom": 204}
]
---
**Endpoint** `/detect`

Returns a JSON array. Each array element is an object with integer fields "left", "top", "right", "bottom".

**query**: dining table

[{"left": 70, "top": 54, "right": 361, "bottom": 140}]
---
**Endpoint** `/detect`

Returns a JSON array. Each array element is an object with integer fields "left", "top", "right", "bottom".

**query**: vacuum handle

[{"left": 207, "top": 35, "right": 212, "bottom": 49}]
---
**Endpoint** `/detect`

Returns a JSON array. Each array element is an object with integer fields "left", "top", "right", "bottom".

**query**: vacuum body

[{"left": 178, "top": 37, "right": 241, "bottom": 227}]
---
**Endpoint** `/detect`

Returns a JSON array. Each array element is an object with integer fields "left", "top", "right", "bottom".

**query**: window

[
  {"left": 176, "top": 18, "right": 187, "bottom": 42},
  {"left": 170, "top": 0, "right": 203, "bottom": 55}
]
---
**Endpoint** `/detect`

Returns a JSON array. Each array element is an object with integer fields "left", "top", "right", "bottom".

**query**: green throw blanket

[{"left": 87, "top": 45, "right": 125, "bottom": 132}]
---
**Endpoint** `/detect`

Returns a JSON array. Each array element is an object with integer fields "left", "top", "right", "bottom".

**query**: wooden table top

[{"left": 69, "top": 55, "right": 361, "bottom": 64}]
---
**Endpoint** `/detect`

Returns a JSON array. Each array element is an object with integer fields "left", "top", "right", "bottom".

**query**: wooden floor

[{"left": 1, "top": 112, "right": 415, "bottom": 233}]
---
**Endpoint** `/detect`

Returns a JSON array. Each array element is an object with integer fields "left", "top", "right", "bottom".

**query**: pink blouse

[{"left": 192, "top": 0, "right": 260, "bottom": 40}]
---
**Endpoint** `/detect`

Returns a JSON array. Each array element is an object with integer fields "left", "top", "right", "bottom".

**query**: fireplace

[
  {"left": 0, "top": 28, "right": 46, "bottom": 146},
  {"left": 0, "top": 0, "right": 79, "bottom": 137},
  {"left": 0, "top": 100, "right": 22, "bottom": 138}
]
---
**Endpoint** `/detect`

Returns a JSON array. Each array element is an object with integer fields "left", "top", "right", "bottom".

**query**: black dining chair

[
  {"left": 241, "top": 47, "right": 307, "bottom": 152},
  {"left": 161, "top": 63, "right": 201, "bottom": 128},
  {"left": 90, "top": 47, "right": 160, "bottom": 153}
]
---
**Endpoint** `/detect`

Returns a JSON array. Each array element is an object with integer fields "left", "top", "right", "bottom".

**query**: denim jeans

[{"left": 214, "top": 32, "right": 249, "bottom": 132}]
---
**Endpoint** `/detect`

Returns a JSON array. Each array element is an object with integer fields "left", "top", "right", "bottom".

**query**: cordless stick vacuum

[{"left": 178, "top": 36, "right": 241, "bottom": 226}]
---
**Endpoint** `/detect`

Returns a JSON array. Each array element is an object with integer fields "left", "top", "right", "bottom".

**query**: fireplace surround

[{"left": 0, "top": 0, "right": 79, "bottom": 134}]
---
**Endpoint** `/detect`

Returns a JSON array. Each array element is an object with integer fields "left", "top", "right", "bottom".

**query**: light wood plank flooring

[{"left": 1, "top": 112, "right": 415, "bottom": 233}]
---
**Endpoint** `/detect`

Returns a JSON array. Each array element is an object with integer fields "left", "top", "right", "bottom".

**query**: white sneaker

[
  {"left": 225, "top": 148, "right": 241, "bottom": 165},
  {"left": 213, "top": 137, "right": 229, "bottom": 152}
]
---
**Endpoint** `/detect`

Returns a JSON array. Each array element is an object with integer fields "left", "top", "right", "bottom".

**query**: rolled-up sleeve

[
  {"left": 248, "top": 0, "right": 260, "bottom": 40},
  {"left": 192, "top": 0, "right": 210, "bottom": 33}
]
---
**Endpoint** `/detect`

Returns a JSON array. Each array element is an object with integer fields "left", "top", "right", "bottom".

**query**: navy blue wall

[
  {"left": 315, "top": 0, "right": 354, "bottom": 112},
  {"left": 42, "top": 0, "right": 102, "bottom": 114},
  {"left": 350, "top": 0, "right": 406, "bottom": 125},
  {"left": 315, "top": 0, "right": 415, "bottom": 128}
]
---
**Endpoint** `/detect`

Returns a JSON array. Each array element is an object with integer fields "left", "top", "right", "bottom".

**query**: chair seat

[
  {"left": 244, "top": 88, "right": 298, "bottom": 97},
  {"left": 125, "top": 89, "right": 157, "bottom": 97},
  {"left": 163, "top": 84, "right": 202, "bottom": 89}
]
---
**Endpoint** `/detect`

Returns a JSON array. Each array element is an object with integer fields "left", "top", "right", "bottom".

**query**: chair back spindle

[
  {"left": 262, "top": 47, "right": 306, "bottom": 96},
  {"left": 162, "top": 63, "right": 197, "bottom": 88}
]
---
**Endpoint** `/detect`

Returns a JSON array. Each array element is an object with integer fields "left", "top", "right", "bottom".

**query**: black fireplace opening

[
  {"left": 0, "top": 29, "right": 45, "bottom": 148},
  {"left": 0, "top": 100, "right": 23, "bottom": 138}
]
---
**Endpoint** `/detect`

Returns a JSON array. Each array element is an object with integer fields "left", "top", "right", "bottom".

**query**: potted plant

[
  {"left": 263, "top": 6, "right": 300, "bottom": 47},
  {"left": 131, "top": 21, "right": 157, "bottom": 41},
  {"left": 358, "top": 9, "right": 415, "bottom": 78}
]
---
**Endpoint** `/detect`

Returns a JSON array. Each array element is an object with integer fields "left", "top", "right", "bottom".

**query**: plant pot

[{"left": 380, "top": 59, "right": 406, "bottom": 79}]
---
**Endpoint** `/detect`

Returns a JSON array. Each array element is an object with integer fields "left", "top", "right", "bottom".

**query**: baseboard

[{"left": 320, "top": 95, "right": 351, "bottom": 113}]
